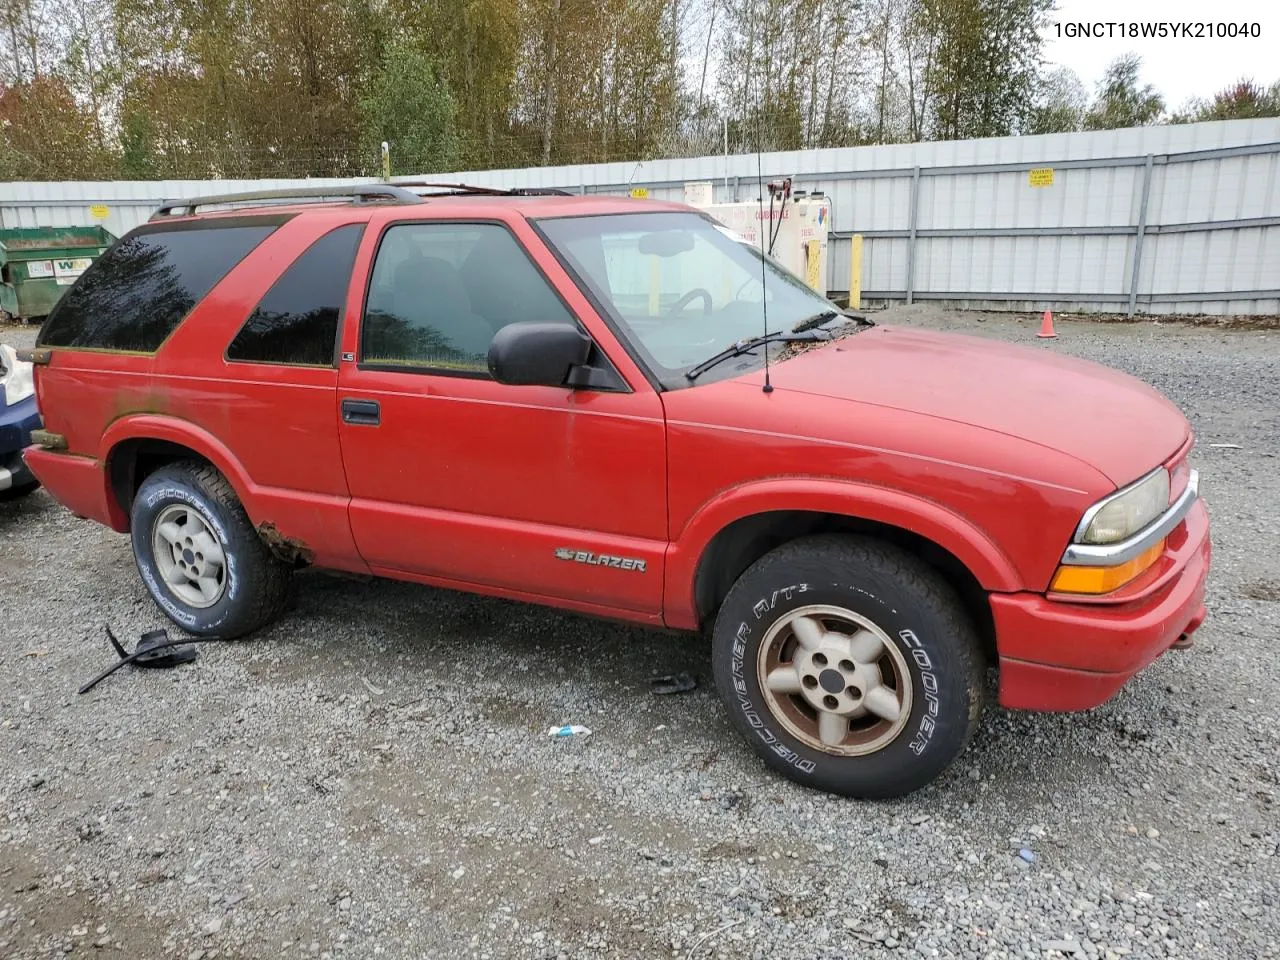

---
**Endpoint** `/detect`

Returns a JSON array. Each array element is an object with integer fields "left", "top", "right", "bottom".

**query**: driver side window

[{"left": 361, "top": 222, "right": 575, "bottom": 373}]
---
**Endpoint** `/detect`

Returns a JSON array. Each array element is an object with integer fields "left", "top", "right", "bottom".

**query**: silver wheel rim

[
  {"left": 151, "top": 503, "right": 228, "bottom": 609},
  {"left": 757, "top": 604, "right": 913, "bottom": 757}
]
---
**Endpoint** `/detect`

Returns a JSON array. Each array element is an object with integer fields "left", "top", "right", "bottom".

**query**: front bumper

[
  {"left": 994, "top": 497, "right": 1211, "bottom": 712},
  {"left": 0, "top": 394, "right": 41, "bottom": 491}
]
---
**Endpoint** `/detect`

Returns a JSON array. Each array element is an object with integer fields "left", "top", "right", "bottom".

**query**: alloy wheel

[
  {"left": 151, "top": 504, "right": 228, "bottom": 609},
  {"left": 757, "top": 604, "right": 913, "bottom": 756}
]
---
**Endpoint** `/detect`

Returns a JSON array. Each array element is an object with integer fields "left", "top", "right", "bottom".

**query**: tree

[
  {"left": 359, "top": 41, "right": 460, "bottom": 175},
  {"left": 898, "top": 0, "right": 940, "bottom": 141},
  {"left": 57, "top": 0, "right": 119, "bottom": 150},
  {"left": 510, "top": 0, "right": 681, "bottom": 166},
  {"left": 1028, "top": 66, "right": 1087, "bottom": 134},
  {"left": 595, "top": 0, "right": 681, "bottom": 159},
  {"left": 1171, "top": 78, "right": 1280, "bottom": 124},
  {"left": 0, "top": 75, "right": 113, "bottom": 178},
  {"left": 111, "top": 0, "right": 380, "bottom": 178},
  {"left": 800, "top": 0, "right": 868, "bottom": 148},
  {"left": 5, "top": 0, "right": 1274, "bottom": 182},
  {"left": 382, "top": 0, "right": 521, "bottom": 168},
  {"left": 1083, "top": 54, "right": 1164, "bottom": 130},
  {"left": 255, "top": 0, "right": 380, "bottom": 176},
  {"left": 916, "top": 0, "right": 1052, "bottom": 140},
  {"left": 717, "top": 0, "right": 801, "bottom": 151},
  {"left": 118, "top": 104, "right": 158, "bottom": 178},
  {"left": 0, "top": 0, "right": 52, "bottom": 84},
  {"left": 716, "top": 0, "right": 869, "bottom": 151}
]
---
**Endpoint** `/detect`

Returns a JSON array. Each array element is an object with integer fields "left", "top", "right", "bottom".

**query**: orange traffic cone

[{"left": 1037, "top": 309, "right": 1057, "bottom": 339}]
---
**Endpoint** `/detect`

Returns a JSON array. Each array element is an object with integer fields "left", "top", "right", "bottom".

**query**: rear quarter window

[
  {"left": 37, "top": 220, "right": 280, "bottom": 353},
  {"left": 226, "top": 223, "right": 364, "bottom": 367}
]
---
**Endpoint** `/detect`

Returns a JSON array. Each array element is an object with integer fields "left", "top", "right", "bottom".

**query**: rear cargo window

[
  {"left": 226, "top": 224, "right": 364, "bottom": 367},
  {"left": 37, "top": 222, "right": 278, "bottom": 353}
]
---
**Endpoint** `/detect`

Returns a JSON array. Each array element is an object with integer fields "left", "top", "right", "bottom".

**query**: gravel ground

[{"left": 1, "top": 308, "right": 1278, "bottom": 960}]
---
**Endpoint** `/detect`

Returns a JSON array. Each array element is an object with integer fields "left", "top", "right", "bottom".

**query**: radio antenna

[{"left": 751, "top": 10, "right": 773, "bottom": 395}]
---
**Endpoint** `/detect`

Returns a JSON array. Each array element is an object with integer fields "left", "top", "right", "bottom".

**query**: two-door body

[{"left": 24, "top": 194, "right": 1209, "bottom": 726}]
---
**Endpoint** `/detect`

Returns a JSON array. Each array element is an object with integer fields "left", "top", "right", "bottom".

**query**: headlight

[
  {"left": 0, "top": 343, "right": 35, "bottom": 405},
  {"left": 1077, "top": 468, "right": 1169, "bottom": 545}
]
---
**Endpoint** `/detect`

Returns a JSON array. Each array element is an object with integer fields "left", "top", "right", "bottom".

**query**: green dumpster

[{"left": 0, "top": 226, "right": 116, "bottom": 322}]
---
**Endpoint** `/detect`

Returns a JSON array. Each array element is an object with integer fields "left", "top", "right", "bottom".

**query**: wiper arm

[
  {"left": 791, "top": 308, "right": 877, "bottom": 333},
  {"left": 685, "top": 329, "right": 831, "bottom": 382},
  {"left": 791, "top": 309, "right": 841, "bottom": 333}
]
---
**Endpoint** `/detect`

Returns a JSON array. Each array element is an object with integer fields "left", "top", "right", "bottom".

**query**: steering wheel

[
  {"left": 735, "top": 276, "right": 773, "bottom": 302},
  {"left": 664, "top": 287, "right": 714, "bottom": 315}
]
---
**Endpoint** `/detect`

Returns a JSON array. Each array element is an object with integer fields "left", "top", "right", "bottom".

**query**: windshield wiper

[
  {"left": 685, "top": 329, "right": 831, "bottom": 381},
  {"left": 791, "top": 309, "right": 877, "bottom": 333}
]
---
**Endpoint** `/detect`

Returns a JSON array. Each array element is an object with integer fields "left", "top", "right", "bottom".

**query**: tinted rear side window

[
  {"left": 227, "top": 224, "right": 364, "bottom": 366},
  {"left": 37, "top": 223, "right": 278, "bottom": 352}
]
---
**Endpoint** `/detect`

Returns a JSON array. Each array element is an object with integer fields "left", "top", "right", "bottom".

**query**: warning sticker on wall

[
  {"left": 89, "top": 203, "right": 110, "bottom": 220},
  {"left": 629, "top": 187, "right": 650, "bottom": 199},
  {"left": 1028, "top": 168, "right": 1054, "bottom": 187}
]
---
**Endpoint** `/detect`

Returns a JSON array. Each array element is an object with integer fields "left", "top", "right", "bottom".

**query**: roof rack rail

[
  {"left": 392, "top": 181, "right": 574, "bottom": 198},
  {"left": 152, "top": 184, "right": 426, "bottom": 218}
]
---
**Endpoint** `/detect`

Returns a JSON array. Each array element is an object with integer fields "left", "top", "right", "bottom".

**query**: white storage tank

[{"left": 682, "top": 181, "right": 831, "bottom": 294}]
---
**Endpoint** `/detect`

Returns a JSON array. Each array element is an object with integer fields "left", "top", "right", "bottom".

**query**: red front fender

[{"left": 662, "top": 478, "right": 1021, "bottom": 630}]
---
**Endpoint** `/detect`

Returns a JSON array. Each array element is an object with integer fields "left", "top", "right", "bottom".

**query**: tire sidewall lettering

[
  {"left": 135, "top": 480, "right": 238, "bottom": 631},
  {"left": 900, "top": 627, "right": 942, "bottom": 756},
  {"left": 732, "top": 584, "right": 817, "bottom": 775},
  {"left": 137, "top": 561, "right": 197, "bottom": 628},
  {"left": 751, "top": 583, "right": 811, "bottom": 621},
  {"left": 712, "top": 539, "right": 981, "bottom": 798},
  {"left": 726, "top": 581, "right": 951, "bottom": 774}
]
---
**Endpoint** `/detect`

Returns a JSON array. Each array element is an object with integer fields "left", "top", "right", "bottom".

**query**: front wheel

[
  {"left": 130, "top": 461, "right": 290, "bottom": 639},
  {"left": 711, "top": 534, "right": 984, "bottom": 799}
]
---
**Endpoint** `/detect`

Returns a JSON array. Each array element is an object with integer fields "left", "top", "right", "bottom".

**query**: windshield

[{"left": 537, "top": 211, "right": 841, "bottom": 383}]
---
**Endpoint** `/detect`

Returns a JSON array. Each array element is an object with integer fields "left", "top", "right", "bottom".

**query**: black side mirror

[{"left": 488, "top": 322, "right": 593, "bottom": 387}]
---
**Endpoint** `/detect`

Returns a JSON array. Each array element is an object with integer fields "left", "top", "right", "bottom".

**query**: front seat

[
  {"left": 392, "top": 257, "right": 495, "bottom": 361},
  {"left": 458, "top": 229, "right": 533, "bottom": 330}
]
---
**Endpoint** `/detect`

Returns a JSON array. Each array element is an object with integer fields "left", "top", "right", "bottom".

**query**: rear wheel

[
  {"left": 711, "top": 534, "right": 984, "bottom": 799},
  {"left": 130, "top": 461, "right": 290, "bottom": 638}
]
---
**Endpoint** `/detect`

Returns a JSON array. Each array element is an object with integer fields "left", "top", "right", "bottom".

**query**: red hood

[{"left": 763, "top": 326, "right": 1190, "bottom": 486}]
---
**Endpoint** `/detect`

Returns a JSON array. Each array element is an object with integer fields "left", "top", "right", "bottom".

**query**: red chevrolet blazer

[{"left": 21, "top": 184, "right": 1210, "bottom": 798}]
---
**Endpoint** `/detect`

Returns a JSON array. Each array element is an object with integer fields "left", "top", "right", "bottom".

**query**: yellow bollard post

[
  {"left": 849, "top": 233, "right": 863, "bottom": 310},
  {"left": 805, "top": 239, "right": 821, "bottom": 292},
  {"left": 648, "top": 255, "right": 660, "bottom": 316}
]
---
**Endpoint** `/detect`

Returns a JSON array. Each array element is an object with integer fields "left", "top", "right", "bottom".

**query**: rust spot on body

[
  {"left": 30, "top": 429, "right": 68, "bottom": 450},
  {"left": 256, "top": 521, "right": 315, "bottom": 565}
]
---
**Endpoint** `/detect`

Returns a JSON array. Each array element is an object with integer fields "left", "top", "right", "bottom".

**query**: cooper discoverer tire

[
  {"left": 130, "top": 461, "right": 290, "bottom": 639},
  {"left": 711, "top": 534, "right": 984, "bottom": 799}
]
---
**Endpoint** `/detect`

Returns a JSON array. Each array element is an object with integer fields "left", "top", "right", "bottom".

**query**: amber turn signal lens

[{"left": 1050, "top": 540, "right": 1166, "bottom": 595}]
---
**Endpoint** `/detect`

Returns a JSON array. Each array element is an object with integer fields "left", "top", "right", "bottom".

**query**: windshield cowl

[{"left": 685, "top": 328, "right": 835, "bottom": 382}]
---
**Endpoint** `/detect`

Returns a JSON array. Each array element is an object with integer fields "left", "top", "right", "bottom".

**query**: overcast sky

[{"left": 1042, "top": 0, "right": 1279, "bottom": 107}]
